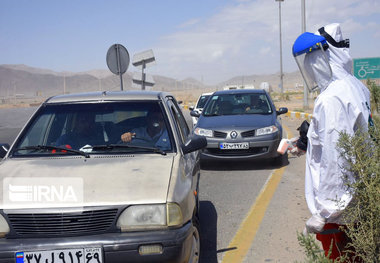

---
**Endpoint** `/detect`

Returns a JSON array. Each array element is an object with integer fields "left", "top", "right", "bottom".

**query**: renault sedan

[{"left": 191, "top": 89, "right": 288, "bottom": 163}]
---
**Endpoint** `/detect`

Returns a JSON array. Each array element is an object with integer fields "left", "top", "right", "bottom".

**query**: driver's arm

[{"left": 120, "top": 132, "right": 136, "bottom": 143}]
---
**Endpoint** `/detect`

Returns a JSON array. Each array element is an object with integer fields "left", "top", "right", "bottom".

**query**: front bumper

[
  {"left": 0, "top": 222, "right": 194, "bottom": 263},
  {"left": 201, "top": 136, "right": 281, "bottom": 161}
]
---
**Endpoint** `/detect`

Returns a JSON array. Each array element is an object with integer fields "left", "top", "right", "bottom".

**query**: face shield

[{"left": 293, "top": 32, "right": 332, "bottom": 92}]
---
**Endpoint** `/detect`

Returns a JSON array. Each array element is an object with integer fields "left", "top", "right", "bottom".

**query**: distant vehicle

[
  {"left": 259, "top": 82, "right": 272, "bottom": 92},
  {"left": 190, "top": 89, "right": 288, "bottom": 163},
  {"left": 189, "top": 92, "right": 212, "bottom": 127},
  {"left": 223, "top": 85, "right": 254, "bottom": 90},
  {"left": 0, "top": 91, "right": 207, "bottom": 263}
]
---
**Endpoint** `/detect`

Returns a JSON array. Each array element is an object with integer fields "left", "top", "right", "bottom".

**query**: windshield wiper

[
  {"left": 14, "top": 145, "right": 90, "bottom": 158},
  {"left": 92, "top": 144, "right": 167, "bottom": 156}
]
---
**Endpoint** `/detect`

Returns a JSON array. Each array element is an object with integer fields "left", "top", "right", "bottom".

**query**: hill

[{"left": 0, "top": 64, "right": 303, "bottom": 104}]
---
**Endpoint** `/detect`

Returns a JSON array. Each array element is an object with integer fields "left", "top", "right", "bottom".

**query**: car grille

[
  {"left": 241, "top": 129, "right": 255, "bottom": 138},
  {"left": 213, "top": 131, "right": 227, "bottom": 138},
  {"left": 7, "top": 208, "right": 118, "bottom": 237},
  {"left": 206, "top": 147, "right": 268, "bottom": 156}
]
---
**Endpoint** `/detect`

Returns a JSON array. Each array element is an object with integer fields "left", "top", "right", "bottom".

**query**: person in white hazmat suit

[{"left": 292, "top": 23, "right": 371, "bottom": 260}]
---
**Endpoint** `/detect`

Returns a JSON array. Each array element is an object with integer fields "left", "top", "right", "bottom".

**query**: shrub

[
  {"left": 336, "top": 117, "right": 380, "bottom": 262},
  {"left": 297, "top": 118, "right": 379, "bottom": 263},
  {"left": 296, "top": 233, "right": 346, "bottom": 263},
  {"left": 366, "top": 78, "right": 380, "bottom": 114}
]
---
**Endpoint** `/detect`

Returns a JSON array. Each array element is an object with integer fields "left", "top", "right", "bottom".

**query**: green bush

[
  {"left": 366, "top": 78, "right": 380, "bottom": 114},
  {"left": 336, "top": 118, "right": 380, "bottom": 262},
  {"left": 297, "top": 118, "right": 379, "bottom": 262},
  {"left": 295, "top": 233, "right": 346, "bottom": 263}
]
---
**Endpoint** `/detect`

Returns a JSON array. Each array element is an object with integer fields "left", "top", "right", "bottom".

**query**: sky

[{"left": 1, "top": 0, "right": 379, "bottom": 85}]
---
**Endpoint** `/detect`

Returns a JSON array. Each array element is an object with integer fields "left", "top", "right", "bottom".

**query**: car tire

[
  {"left": 275, "top": 152, "right": 288, "bottom": 166},
  {"left": 188, "top": 217, "right": 201, "bottom": 263}
]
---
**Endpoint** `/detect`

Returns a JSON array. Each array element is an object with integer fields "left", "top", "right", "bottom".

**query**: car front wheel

[{"left": 188, "top": 218, "right": 200, "bottom": 263}]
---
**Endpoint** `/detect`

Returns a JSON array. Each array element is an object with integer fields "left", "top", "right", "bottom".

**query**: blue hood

[{"left": 197, "top": 113, "right": 275, "bottom": 129}]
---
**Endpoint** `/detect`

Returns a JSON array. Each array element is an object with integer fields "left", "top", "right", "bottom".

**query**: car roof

[
  {"left": 212, "top": 89, "right": 267, "bottom": 96},
  {"left": 45, "top": 90, "right": 171, "bottom": 104}
]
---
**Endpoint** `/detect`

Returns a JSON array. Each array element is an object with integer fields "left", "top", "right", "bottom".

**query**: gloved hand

[
  {"left": 304, "top": 214, "right": 326, "bottom": 234},
  {"left": 288, "top": 137, "right": 306, "bottom": 157}
]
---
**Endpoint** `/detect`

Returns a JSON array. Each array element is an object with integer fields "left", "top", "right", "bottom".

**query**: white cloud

[
  {"left": 177, "top": 18, "right": 201, "bottom": 29},
  {"left": 151, "top": 0, "right": 380, "bottom": 84},
  {"left": 259, "top": 47, "right": 271, "bottom": 55}
]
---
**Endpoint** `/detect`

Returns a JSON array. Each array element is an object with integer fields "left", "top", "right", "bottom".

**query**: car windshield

[
  {"left": 12, "top": 101, "right": 173, "bottom": 156},
  {"left": 196, "top": 95, "right": 211, "bottom": 109},
  {"left": 203, "top": 93, "right": 272, "bottom": 116}
]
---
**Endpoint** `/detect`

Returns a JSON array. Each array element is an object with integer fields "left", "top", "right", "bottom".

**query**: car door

[{"left": 166, "top": 98, "right": 200, "bottom": 201}]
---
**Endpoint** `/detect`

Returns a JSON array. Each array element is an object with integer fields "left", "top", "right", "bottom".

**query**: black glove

[{"left": 296, "top": 120, "right": 309, "bottom": 151}]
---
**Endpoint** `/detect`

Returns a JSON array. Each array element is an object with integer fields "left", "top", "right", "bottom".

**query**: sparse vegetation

[
  {"left": 296, "top": 232, "right": 346, "bottom": 263},
  {"left": 336, "top": 117, "right": 380, "bottom": 262},
  {"left": 367, "top": 78, "right": 380, "bottom": 114},
  {"left": 297, "top": 116, "right": 380, "bottom": 262}
]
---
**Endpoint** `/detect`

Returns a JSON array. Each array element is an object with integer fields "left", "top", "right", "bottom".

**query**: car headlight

[
  {"left": 194, "top": 127, "right": 213, "bottom": 137},
  {"left": 117, "top": 203, "right": 183, "bottom": 231},
  {"left": 117, "top": 204, "right": 166, "bottom": 231},
  {"left": 256, "top": 125, "right": 278, "bottom": 136},
  {"left": 0, "top": 214, "right": 10, "bottom": 238}
]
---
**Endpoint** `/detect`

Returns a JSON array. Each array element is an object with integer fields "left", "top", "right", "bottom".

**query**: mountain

[{"left": 0, "top": 64, "right": 303, "bottom": 101}]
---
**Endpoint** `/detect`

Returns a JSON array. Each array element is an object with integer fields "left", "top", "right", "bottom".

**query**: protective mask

[
  {"left": 303, "top": 49, "right": 332, "bottom": 92},
  {"left": 293, "top": 32, "right": 332, "bottom": 92},
  {"left": 152, "top": 122, "right": 160, "bottom": 128}
]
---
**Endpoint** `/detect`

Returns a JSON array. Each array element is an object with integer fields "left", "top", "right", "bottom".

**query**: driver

[{"left": 120, "top": 110, "right": 170, "bottom": 150}]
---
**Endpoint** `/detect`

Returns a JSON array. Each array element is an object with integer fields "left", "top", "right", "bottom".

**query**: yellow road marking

[{"left": 221, "top": 125, "right": 293, "bottom": 263}]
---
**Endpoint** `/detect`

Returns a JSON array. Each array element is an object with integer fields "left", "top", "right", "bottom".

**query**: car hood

[
  {"left": 197, "top": 114, "right": 275, "bottom": 129},
  {"left": 0, "top": 155, "right": 174, "bottom": 209}
]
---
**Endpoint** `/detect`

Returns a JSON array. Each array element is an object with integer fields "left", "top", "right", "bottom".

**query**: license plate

[
  {"left": 15, "top": 248, "right": 102, "bottom": 263},
  {"left": 219, "top": 142, "right": 249, "bottom": 150}
]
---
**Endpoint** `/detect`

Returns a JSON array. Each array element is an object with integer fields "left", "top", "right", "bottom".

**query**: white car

[
  {"left": 0, "top": 91, "right": 207, "bottom": 263},
  {"left": 189, "top": 92, "right": 212, "bottom": 128}
]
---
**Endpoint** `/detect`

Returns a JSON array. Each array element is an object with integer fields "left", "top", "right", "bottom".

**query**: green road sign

[{"left": 353, "top": 57, "right": 380, "bottom": 80}]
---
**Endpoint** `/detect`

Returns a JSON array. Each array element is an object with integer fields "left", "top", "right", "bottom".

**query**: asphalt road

[{"left": 0, "top": 106, "right": 310, "bottom": 263}]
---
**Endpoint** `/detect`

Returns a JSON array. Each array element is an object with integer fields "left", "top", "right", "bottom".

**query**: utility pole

[
  {"left": 301, "top": 0, "right": 309, "bottom": 109},
  {"left": 275, "top": 0, "right": 284, "bottom": 95},
  {"left": 63, "top": 74, "right": 66, "bottom": 94}
]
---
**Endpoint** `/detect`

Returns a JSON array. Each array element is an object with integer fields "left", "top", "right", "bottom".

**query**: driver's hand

[{"left": 121, "top": 132, "right": 136, "bottom": 143}]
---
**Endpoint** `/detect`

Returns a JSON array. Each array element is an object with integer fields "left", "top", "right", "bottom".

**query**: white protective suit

[{"left": 305, "top": 23, "right": 371, "bottom": 224}]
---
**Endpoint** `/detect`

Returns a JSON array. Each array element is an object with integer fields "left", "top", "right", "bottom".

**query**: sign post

[
  {"left": 132, "top": 50, "right": 155, "bottom": 90},
  {"left": 106, "top": 44, "right": 130, "bottom": 91}
]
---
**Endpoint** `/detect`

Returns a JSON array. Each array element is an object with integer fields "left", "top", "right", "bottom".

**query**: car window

[
  {"left": 12, "top": 101, "right": 173, "bottom": 156},
  {"left": 168, "top": 99, "right": 190, "bottom": 144},
  {"left": 203, "top": 93, "right": 272, "bottom": 116}
]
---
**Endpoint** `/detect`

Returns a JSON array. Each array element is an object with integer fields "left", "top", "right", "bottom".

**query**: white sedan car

[{"left": 189, "top": 92, "right": 212, "bottom": 128}]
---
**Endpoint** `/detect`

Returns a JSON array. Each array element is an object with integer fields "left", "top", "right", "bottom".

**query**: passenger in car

[
  {"left": 245, "top": 95, "right": 269, "bottom": 113},
  {"left": 55, "top": 112, "right": 104, "bottom": 150},
  {"left": 120, "top": 110, "right": 170, "bottom": 150}
]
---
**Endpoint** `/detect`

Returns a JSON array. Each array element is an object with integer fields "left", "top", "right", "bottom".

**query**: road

[{"left": 0, "top": 106, "right": 310, "bottom": 263}]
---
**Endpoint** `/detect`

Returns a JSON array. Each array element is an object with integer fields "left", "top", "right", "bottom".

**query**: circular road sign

[{"left": 106, "top": 44, "right": 130, "bottom": 75}]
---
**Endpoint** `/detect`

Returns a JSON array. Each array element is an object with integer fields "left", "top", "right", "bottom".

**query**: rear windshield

[
  {"left": 12, "top": 101, "right": 174, "bottom": 156},
  {"left": 203, "top": 93, "right": 272, "bottom": 116}
]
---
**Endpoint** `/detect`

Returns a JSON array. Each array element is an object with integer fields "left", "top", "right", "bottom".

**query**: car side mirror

[
  {"left": 182, "top": 136, "right": 207, "bottom": 155},
  {"left": 0, "top": 143, "right": 10, "bottom": 159},
  {"left": 190, "top": 110, "right": 200, "bottom": 118},
  {"left": 189, "top": 106, "right": 194, "bottom": 111},
  {"left": 276, "top": 107, "right": 288, "bottom": 115}
]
